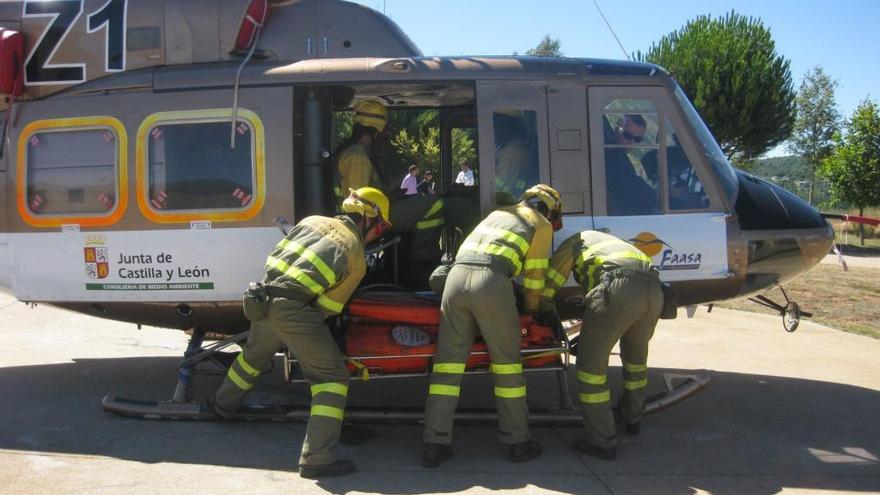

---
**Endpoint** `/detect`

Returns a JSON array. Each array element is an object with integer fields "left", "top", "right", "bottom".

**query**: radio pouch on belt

[
  {"left": 659, "top": 282, "right": 678, "bottom": 320},
  {"left": 242, "top": 282, "right": 269, "bottom": 322}
]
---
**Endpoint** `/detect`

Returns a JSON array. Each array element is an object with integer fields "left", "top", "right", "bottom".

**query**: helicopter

[{"left": 0, "top": 0, "right": 834, "bottom": 420}]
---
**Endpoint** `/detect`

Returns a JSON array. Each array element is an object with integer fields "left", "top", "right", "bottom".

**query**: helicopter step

[{"left": 101, "top": 371, "right": 710, "bottom": 424}]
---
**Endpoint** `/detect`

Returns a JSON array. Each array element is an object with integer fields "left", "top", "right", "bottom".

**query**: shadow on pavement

[{"left": 0, "top": 356, "right": 878, "bottom": 495}]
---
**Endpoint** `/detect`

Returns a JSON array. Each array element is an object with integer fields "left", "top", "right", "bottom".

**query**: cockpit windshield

[{"left": 673, "top": 83, "right": 738, "bottom": 203}]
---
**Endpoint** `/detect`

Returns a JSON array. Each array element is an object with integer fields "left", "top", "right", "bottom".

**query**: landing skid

[
  {"left": 102, "top": 371, "right": 710, "bottom": 423},
  {"left": 748, "top": 285, "right": 812, "bottom": 332}
]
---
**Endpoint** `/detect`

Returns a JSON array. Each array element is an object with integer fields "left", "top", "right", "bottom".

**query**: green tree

[
  {"left": 637, "top": 11, "right": 796, "bottom": 164},
  {"left": 525, "top": 34, "right": 563, "bottom": 57},
  {"left": 788, "top": 66, "right": 840, "bottom": 205},
  {"left": 820, "top": 99, "right": 880, "bottom": 245}
]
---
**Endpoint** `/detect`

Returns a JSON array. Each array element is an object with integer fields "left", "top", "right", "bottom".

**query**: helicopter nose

[{"left": 733, "top": 171, "right": 834, "bottom": 297}]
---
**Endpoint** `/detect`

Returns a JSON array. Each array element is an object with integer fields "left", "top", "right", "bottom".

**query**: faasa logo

[
  {"left": 84, "top": 234, "right": 110, "bottom": 280},
  {"left": 629, "top": 231, "right": 702, "bottom": 271},
  {"left": 628, "top": 232, "right": 671, "bottom": 257}
]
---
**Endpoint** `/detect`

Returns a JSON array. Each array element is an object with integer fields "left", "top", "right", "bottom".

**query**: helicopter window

[
  {"left": 145, "top": 117, "right": 257, "bottom": 214},
  {"left": 493, "top": 109, "right": 539, "bottom": 205},
  {"left": 602, "top": 99, "right": 661, "bottom": 216},
  {"left": 24, "top": 127, "right": 119, "bottom": 217},
  {"left": 663, "top": 117, "right": 709, "bottom": 210},
  {"left": 673, "top": 84, "right": 738, "bottom": 202}
]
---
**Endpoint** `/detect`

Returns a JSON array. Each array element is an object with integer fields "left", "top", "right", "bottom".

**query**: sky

[{"left": 357, "top": 0, "right": 879, "bottom": 157}]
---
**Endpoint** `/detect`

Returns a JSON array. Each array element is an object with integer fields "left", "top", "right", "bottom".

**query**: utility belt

[
  {"left": 601, "top": 266, "right": 660, "bottom": 284},
  {"left": 243, "top": 283, "right": 316, "bottom": 322},
  {"left": 264, "top": 284, "right": 316, "bottom": 304},
  {"left": 454, "top": 253, "right": 516, "bottom": 278}
]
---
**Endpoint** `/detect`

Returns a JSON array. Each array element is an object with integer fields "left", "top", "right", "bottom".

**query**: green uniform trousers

[
  {"left": 423, "top": 264, "right": 531, "bottom": 445},
  {"left": 577, "top": 270, "right": 663, "bottom": 449},
  {"left": 215, "top": 298, "right": 350, "bottom": 467}
]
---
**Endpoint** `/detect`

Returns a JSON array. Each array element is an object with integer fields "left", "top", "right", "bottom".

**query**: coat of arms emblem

[{"left": 84, "top": 235, "right": 109, "bottom": 279}]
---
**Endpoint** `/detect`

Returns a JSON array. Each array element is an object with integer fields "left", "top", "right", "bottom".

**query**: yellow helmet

[
  {"left": 522, "top": 184, "right": 563, "bottom": 231},
  {"left": 342, "top": 187, "right": 392, "bottom": 226},
  {"left": 522, "top": 184, "right": 562, "bottom": 213},
  {"left": 353, "top": 101, "right": 388, "bottom": 132}
]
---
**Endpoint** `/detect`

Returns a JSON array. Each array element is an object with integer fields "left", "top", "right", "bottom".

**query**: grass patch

[{"left": 719, "top": 263, "right": 880, "bottom": 339}]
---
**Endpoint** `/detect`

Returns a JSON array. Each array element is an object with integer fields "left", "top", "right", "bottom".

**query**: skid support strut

[{"left": 171, "top": 327, "right": 207, "bottom": 403}]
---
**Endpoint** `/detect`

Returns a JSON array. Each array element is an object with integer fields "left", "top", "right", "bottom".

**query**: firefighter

[
  {"left": 540, "top": 230, "right": 662, "bottom": 460},
  {"left": 334, "top": 101, "right": 387, "bottom": 203},
  {"left": 214, "top": 187, "right": 391, "bottom": 478},
  {"left": 421, "top": 184, "right": 563, "bottom": 467}
]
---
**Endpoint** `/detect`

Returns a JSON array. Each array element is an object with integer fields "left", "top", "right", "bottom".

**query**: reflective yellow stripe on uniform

[
  {"left": 459, "top": 241, "right": 523, "bottom": 275},
  {"left": 277, "top": 239, "right": 337, "bottom": 285},
  {"left": 416, "top": 218, "right": 444, "bottom": 230},
  {"left": 425, "top": 199, "right": 445, "bottom": 218},
  {"left": 577, "top": 370, "right": 607, "bottom": 385},
  {"left": 317, "top": 293, "right": 345, "bottom": 314},
  {"left": 429, "top": 384, "right": 461, "bottom": 397},
  {"left": 575, "top": 239, "right": 630, "bottom": 269},
  {"left": 542, "top": 287, "right": 556, "bottom": 298},
  {"left": 236, "top": 353, "right": 260, "bottom": 378},
  {"left": 623, "top": 362, "right": 648, "bottom": 373},
  {"left": 546, "top": 267, "right": 566, "bottom": 286},
  {"left": 490, "top": 363, "right": 522, "bottom": 375},
  {"left": 624, "top": 378, "right": 648, "bottom": 390},
  {"left": 310, "top": 382, "right": 349, "bottom": 397},
  {"left": 433, "top": 363, "right": 466, "bottom": 374},
  {"left": 494, "top": 386, "right": 526, "bottom": 398},
  {"left": 474, "top": 226, "right": 530, "bottom": 255},
  {"left": 522, "top": 277, "right": 544, "bottom": 290},
  {"left": 227, "top": 368, "right": 254, "bottom": 391},
  {"left": 524, "top": 258, "right": 548, "bottom": 270},
  {"left": 310, "top": 404, "right": 345, "bottom": 420},
  {"left": 579, "top": 391, "right": 611, "bottom": 404},
  {"left": 266, "top": 256, "right": 324, "bottom": 295}
]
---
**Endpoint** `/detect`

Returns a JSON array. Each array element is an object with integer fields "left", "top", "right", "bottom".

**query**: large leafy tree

[
  {"left": 638, "top": 11, "right": 796, "bottom": 164},
  {"left": 788, "top": 66, "right": 840, "bottom": 205},
  {"left": 525, "top": 34, "right": 563, "bottom": 57},
  {"left": 820, "top": 99, "right": 880, "bottom": 245}
]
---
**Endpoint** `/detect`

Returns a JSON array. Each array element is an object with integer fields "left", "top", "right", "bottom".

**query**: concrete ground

[{"left": 0, "top": 291, "right": 878, "bottom": 495}]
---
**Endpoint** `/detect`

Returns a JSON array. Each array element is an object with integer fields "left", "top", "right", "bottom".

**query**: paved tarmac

[{"left": 0, "top": 291, "right": 878, "bottom": 495}]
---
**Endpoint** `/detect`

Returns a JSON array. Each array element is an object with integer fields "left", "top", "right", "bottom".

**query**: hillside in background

[{"left": 749, "top": 155, "right": 830, "bottom": 205}]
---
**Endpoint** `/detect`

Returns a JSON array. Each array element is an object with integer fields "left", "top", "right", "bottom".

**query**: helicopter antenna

[{"left": 593, "top": 0, "right": 630, "bottom": 61}]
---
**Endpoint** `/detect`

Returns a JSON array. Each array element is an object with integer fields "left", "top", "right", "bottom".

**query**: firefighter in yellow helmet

[
  {"left": 540, "top": 230, "right": 661, "bottom": 460},
  {"left": 421, "top": 184, "right": 562, "bottom": 467},
  {"left": 334, "top": 101, "right": 388, "bottom": 203},
  {"left": 214, "top": 187, "right": 390, "bottom": 478}
]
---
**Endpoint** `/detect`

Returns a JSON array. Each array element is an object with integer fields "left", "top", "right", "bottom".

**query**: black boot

[
  {"left": 571, "top": 438, "right": 617, "bottom": 461},
  {"left": 509, "top": 439, "right": 542, "bottom": 463},
  {"left": 422, "top": 442, "right": 453, "bottom": 468},
  {"left": 299, "top": 459, "right": 356, "bottom": 478}
]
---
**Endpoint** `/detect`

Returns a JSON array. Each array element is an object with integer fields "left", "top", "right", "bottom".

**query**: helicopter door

[
  {"left": 476, "top": 81, "right": 549, "bottom": 212},
  {"left": 586, "top": 86, "right": 729, "bottom": 281}
]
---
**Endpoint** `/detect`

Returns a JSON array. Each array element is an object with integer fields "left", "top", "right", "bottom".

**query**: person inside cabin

[
  {"left": 604, "top": 114, "right": 658, "bottom": 216},
  {"left": 417, "top": 170, "right": 437, "bottom": 195},
  {"left": 334, "top": 101, "right": 388, "bottom": 206},
  {"left": 401, "top": 164, "right": 420, "bottom": 196},
  {"left": 454, "top": 161, "right": 475, "bottom": 188}
]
